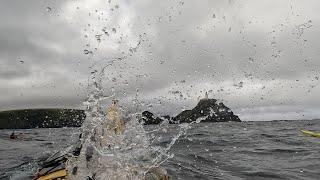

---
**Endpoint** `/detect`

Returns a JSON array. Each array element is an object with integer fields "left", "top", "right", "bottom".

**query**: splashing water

[
  {"left": 45, "top": 7, "right": 51, "bottom": 12},
  {"left": 64, "top": 66, "right": 194, "bottom": 180},
  {"left": 61, "top": 1, "right": 204, "bottom": 177}
]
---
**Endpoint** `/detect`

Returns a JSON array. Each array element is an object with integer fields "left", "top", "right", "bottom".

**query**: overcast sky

[{"left": 1, "top": 0, "right": 320, "bottom": 121}]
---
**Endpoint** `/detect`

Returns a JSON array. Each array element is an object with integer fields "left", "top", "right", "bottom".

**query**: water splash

[
  {"left": 65, "top": 66, "right": 184, "bottom": 179},
  {"left": 45, "top": 7, "right": 51, "bottom": 12}
]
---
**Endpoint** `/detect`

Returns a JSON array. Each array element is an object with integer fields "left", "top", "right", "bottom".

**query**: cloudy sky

[{"left": 1, "top": 0, "right": 320, "bottom": 121}]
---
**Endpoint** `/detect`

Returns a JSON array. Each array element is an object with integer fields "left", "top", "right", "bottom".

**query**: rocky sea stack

[{"left": 141, "top": 98, "right": 241, "bottom": 125}]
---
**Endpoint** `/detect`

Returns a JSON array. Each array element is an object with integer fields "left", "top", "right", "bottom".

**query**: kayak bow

[{"left": 300, "top": 130, "right": 320, "bottom": 138}]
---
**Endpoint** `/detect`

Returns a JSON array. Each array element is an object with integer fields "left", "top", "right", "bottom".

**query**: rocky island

[
  {"left": 0, "top": 96, "right": 240, "bottom": 129},
  {"left": 141, "top": 97, "right": 241, "bottom": 125}
]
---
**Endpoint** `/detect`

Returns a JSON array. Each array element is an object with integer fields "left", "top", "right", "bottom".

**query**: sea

[{"left": 0, "top": 120, "right": 319, "bottom": 180}]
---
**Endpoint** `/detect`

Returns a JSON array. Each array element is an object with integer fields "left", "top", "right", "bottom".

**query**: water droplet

[
  {"left": 95, "top": 34, "right": 102, "bottom": 43},
  {"left": 102, "top": 28, "right": 109, "bottom": 36},
  {"left": 248, "top": 57, "right": 254, "bottom": 63},
  {"left": 19, "top": 60, "right": 24, "bottom": 64},
  {"left": 112, "top": 28, "right": 116, "bottom": 33},
  {"left": 45, "top": 7, "right": 52, "bottom": 12},
  {"left": 83, "top": 49, "right": 92, "bottom": 55},
  {"left": 218, "top": 108, "right": 225, "bottom": 112}
]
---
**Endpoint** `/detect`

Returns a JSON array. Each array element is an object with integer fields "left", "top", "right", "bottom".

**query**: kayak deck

[{"left": 36, "top": 169, "right": 67, "bottom": 180}]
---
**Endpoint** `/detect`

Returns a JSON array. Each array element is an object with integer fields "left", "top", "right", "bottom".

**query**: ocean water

[{"left": 0, "top": 120, "right": 319, "bottom": 180}]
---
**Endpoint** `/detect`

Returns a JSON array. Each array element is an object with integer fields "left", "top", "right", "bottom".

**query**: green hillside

[{"left": 0, "top": 109, "right": 85, "bottom": 129}]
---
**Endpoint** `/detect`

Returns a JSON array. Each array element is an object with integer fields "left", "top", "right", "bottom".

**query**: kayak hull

[{"left": 301, "top": 130, "right": 320, "bottom": 138}]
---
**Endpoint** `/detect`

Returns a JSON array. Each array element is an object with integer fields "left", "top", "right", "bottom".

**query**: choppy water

[{"left": 0, "top": 120, "right": 319, "bottom": 180}]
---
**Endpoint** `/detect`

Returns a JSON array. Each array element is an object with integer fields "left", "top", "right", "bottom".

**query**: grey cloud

[
  {"left": 0, "top": 0, "right": 320, "bottom": 121},
  {"left": 0, "top": 64, "right": 31, "bottom": 79}
]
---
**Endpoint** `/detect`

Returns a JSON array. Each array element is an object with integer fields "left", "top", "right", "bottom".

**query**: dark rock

[
  {"left": 140, "top": 98, "right": 240, "bottom": 124},
  {"left": 173, "top": 98, "right": 241, "bottom": 123},
  {"left": 141, "top": 111, "right": 165, "bottom": 125}
]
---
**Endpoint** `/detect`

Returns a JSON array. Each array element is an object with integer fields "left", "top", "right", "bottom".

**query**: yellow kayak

[
  {"left": 36, "top": 169, "right": 67, "bottom": 180},
  {"left": 301, "top": 130, "right": 320, "bottom": 138},
  {"left": 34, "top": 150, "right": 68, "bottom": 180}
]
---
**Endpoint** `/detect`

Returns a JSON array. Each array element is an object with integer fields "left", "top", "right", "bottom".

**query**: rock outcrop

[
  {"left": 173, "top": 98, "right": 241, "bottom": 123},
  {"left": 140, "top": 111, "right": 171, "bottom": 125},
  {"left": 141, "top": 98, "right": 241, "bottom": 124}
]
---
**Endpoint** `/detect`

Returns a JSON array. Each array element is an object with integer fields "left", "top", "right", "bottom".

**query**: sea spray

[
  {"left": 66, "top": 67, "right": 181, "bottom": 179},
  {"left": 67, "top": 63, "right": 209, "bottom": 179}
]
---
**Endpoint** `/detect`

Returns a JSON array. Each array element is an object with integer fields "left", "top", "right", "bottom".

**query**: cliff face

[
  {"left": 141, "top": 98, "right": 241, "bottom": 125},
  {"left": 0, "top": 109, "right": 85, "bottom": 129},
  {"left": 140, "top": 111, "right": 173, "bottom": 125},
  {"left": 141, "top": 111, "right": 164, "bottom": 125},
  {"left": 173, "top": 99, "right": 241, "bottom": 123}
]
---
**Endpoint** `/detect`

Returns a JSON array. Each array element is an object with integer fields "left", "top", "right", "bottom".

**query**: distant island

[
  {"left": 0, "top": 109, "right": 85, "bottom": 129},
  {"left": 0, "top": 98, "right": 240, "bottom": 129},
  {"left": 141, "top": 98, "right": 241, "bottom": 125}
]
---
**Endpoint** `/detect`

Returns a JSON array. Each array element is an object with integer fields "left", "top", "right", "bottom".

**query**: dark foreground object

[
  {"left": 34, "top": 135, "right": 169, "bottom": 180},
  {"left": 0, "top": 109, "right": 85, "bottom": 129}
]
